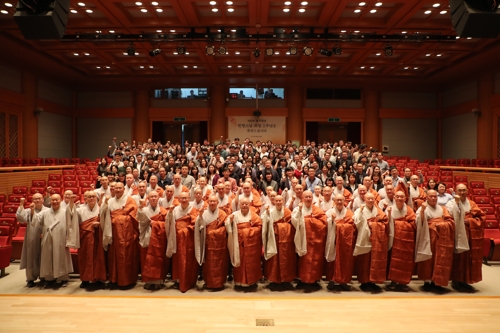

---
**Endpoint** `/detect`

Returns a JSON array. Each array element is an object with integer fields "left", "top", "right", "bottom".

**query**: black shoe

[
  {"left": 421, "top": 282, "right": 433, "bottom": 292},
  {"left": 326, "top": 281, "right": 336, "bottom": 291},
  {"left": 227, "top": 275, "right": 234, "bottom": 282},
  {"left": 80, "top": 281, "right": 89, "bottom": 288},
  {"left": 459, "top": 282, "right": 474, "bottom": 291},
  {"left": 394, "top": 283, "right": 410, "bottom": 292},
  {"left": 27, "top": 281, "right": 35, "bottom": 288},
  {"left": 451, "top": 280, "right": 462, "bottom": 291},
  {"left": 209, "top": 286, "right": 225, "bottom": 292},
  {"left": 360, "top": 283, "right": 371, "bottom": 291},
  {"left": 303, "top": 282, "right": 321, "bottom": 293},
  {"left": 339, "top": 283, "right": 352, "bottom": 291},
  {"left": 385, "top": 281, "right": 397, "bottom": 291}
]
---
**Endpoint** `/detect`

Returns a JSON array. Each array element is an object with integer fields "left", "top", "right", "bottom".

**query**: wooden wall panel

[
  {"left": 0, "top": 170, "right": 62, "bottom": 195},
  {"left": 452, "top": 171, "right": 500, "bottom": 189}
]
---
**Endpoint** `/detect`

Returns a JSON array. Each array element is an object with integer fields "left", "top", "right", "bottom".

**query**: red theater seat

[
  {"left": 62, "top": 170, "right": 75, "bottom": 175},
  {"left": 48, "top": 174, "right": 62, "bottom": 181},
  {"left": 71, "top": 158, "right": 81, "bottom": 164},
  {"left": 0, "top": 225, "right": 12, "bottom": 276},
  {"left": 489, "top": 188, "right": 500, "bottom": 197},
  {"left": 79, "top": 180, "right": 93, "bottom": 188},
  {"left": 474, "top": 196, "right": 490, "bottom": 205},
  {"left": 77, "top": 175, "right": 91, "bottom": 181},
  {"left": 63, "top": 180, "right": 77, "bottom": 188},
  {"left": 484, "top": 229, "right": 500, "bottom": 265},
  {"left": 31, "top": 180, "right": 46, "bottom": 187},
  {"left": 472, "top": 188, "right": 487, "bottom": 196},
  {"left": 0, "top": 217, "right": 16, "bottom": 237},
  {"left": 44, "top": 158, "right": 57, "bottom": 165},
  {"left": 63, "top": 175, "right": 77, "bottom": 181},
  {"left": 8, "top": 194, "right": 24, "bottom": 204},
  {"left": 11, "top": 225, "right": 25, "bottom": 260},
  {"left": 12, "top": 186, "right": 28, "bottom": 195},
  {"left": 454, "top": 175, "right": 468, "bottom": 183},
  {"left": 47, "top": 180, "right": 62, "bottom": 187},
  {"left": 58, "top": 158, "right": 70, "bottom": 165},
  {"left": 470, "top": 181, "right": 484, "bottom": 189},
  {"left": 30, "top": 187, "right": 45, "bottom": 195}
]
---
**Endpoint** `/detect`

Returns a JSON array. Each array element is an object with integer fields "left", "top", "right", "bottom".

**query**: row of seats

[
  {"left": 0, "top": 157, "right": 91, "bottom": 167},
  {"left": 386, "top": 157, "right": 500, "bottom": 167}
]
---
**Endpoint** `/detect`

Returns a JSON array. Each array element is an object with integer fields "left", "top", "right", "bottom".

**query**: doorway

[
  {"left": 152, "top": 121, "right": 208, "bottom": 146},
  {"left": 305, "top": 122, "right": 361, "bottom": 144}
]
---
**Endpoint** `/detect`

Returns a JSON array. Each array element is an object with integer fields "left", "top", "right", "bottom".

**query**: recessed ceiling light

[
  {"left": 298, "top": 8, "right": 305, "bottom": 12},
  {"left": 105, "top": 66, "right": 110, "bottom": 69},
  {"left": 440, "top": 10, "right": 447, "bottom": 14},
  {"left": 275, "top": 51, "right": 280, "bottom": 55},
  {"left": 426, "top": 53, "right": 431, "bottom": 56},
  {"left": 283, "top": 8, "right": 290, "bottom": 12},
  {"left": 402, "top": 31, "right": 407, "bottom": 34},
  {"left": 370, "top": 9, "right": 377, "bottom": 13},
  {"left": 316, "top": 65, "right": 321, "bottom": 68},
  {"left": 437, "top": 53, "right": 442, "bottom": 56},
  {"left": 151, "top": 1, "right": 158, "bottom": 5},
  {"left": 414, "top": 67, "right": 418, "bottom": 69},
  {"left": 185, "top": 52, "right": 190, "bottom": 55},
  {"left": 226, "top": 1, "right": 233, "bottom": 4},
  {"left": 282, "top": 65, "right": 286, "bottom": 68},
  {"left": 109, "top": 30, "right": 115, "bottom": 33},
  {"left": 170, "top": 29, "right": 176, "bottom": 32},
  {"left": 360, "top": 66, "right": 365, "bottom": 69},
  {"left": 375, "top": 2, "right": 382, "bottom": 6},
  {"left": 149, "top": 65, "right": 154, "bottom": 68},
  {"left": 359, "top": 2, "right": 366, "bottom": 5},
  {"left": 140, "top": 66, "right": 144, "bottom": 68},
  {"left": 210, "top": 1, "right": 216, "bottom": 5},
  {"left": 301, "top": 1, "right": 308, "bottom": 5},
  {"left": 135, "top": 2, "right": 142, "bottom": 5},
  {"left": 424, "top": 10, "right": 431, "bottom": 14},
  {"left": 84, "top": 52, "right": 90, "bottom": 56},
  {"left": 96, "top": 30, "right": 101, "bottom": 33},
  {"left": 326, "top": 65, "right": 330, "bottom": 68},
  {"left": 86, "top": 9, "right": 92, "bottom": 13},
  {"left": 77, "top": 2, "right": 85, "bottom": 6},
  {"left": 5, "top": 3, "right": 13, "bottom": 7},
  {"left": 228, "top": 8, "right": 234, "bottom": 12},
  {"left": 238, "top": 65, "right": 241, "bottom": 68},
  {"left": 212, "top": 8, "right": 218, "bottom": 12},
  {"left": 286, "top": 51, "right": 290, "bottom": 55},
  {"left": 193, "top": 66, "right": 197, "bottom": 68},
  {"left": 173, "top": 52, "right": 178, "bottom": 55},
  {"left": 456, "top": 36, "right": 460, "bottom": 39},
  {"left": 341, "top": 30, "right": 346, "bottom": 33},
  {"left": 156, "top": 30, "right": 162, "bottom": 32},
  {"left": 467, "top": 37, "right": 472, "bottom": 39},
  {"left": 135, "top": 52, "right": 139, "bottom": 55},
  {"left": 370, "top": 66, "right": 375, "bottom": 69},
  {"left": 235, "top": 51, "right": 240, "bottom": 55},
  {"left": 156, "top": 8, "right": 163, "bottom": 12},
  {"left": 228, "top": 65, "right": 232, "bottom": 68},
  {"left": 231, "top": 29, "right": 236, "bottom": 32},
  {"left": 376, "top": 53, "right": 381, "bottom": 56},
  {"left": 272, "top": 65, "right": 277, "bottom": 68},
  {"left": 141, "top": 8, "right": 147, "bottom": 12},
  {"left": 184, "top": 65, "right": 188, "bottom": 68},
  {"left": 70, "top": 9, "right": 77, "bottom": 13},
  {"left": 433, "top": 3, "right": 440, "bottom": 7},
  {"left": 285, "top": 1, "right": 291, "bottom": 5},
  {"left": 73, "top": 53, "right": 79, "bottom": 56},
  {"left": 404, "top": 67, "right": 409, "bottom": 69},
  {"left": 354, "top": 30, "right": 360, "bottom": 33},
  {"left": 354, "top": 9, "right": 361, "bottom": 13},
  {"left": 96, "top": 66, "right": 101, "bottom": 69}
]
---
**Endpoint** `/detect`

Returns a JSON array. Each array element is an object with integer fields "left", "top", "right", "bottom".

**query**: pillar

[
  {"left": 134, "top": 90, "right": 150, "bottom": 141},
  {"left": 72, "top": 91, "right": 77, "bottom": 157},
  {"left": 287, "top": 85, "right": 303, "bottom": 144},
  {"left": 22, "top": 72, "right": 38, "bottom": 158},
  {"left": 364, "top": 90, "right": 380, "bottom": 149},
  {"left": 477, "top": 73, "right": 494, "bottom": 158},
  {"left": 210, "top": 84, "right": 227, "bottom": 143}
]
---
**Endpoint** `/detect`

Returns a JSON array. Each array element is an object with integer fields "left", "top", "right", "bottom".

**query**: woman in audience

[
  {"left": 371, "top": 174, "right": 383, "bottom": 191},
  {"left": 320, "top": 165, "right": 330, "bottom": 185},
  {"left": 199, "top": 159, "right": 208, "bottom": 176},
  {"left": 324, "top": 177, "right": 335, "bottom": 188},
  {"left": 425, "top": 178, "right": 437, "bottom": 193},
  {"left": 207, "top": 164, "right": 220, "bottom": 187},
  {"left": 97, "top": 157, "right": 108, "bottom": 176},
  {"left": 336, "top": 165, "right": 348, "bottom": 184},
  {"left": 128, "top": 155, "right": 137, "bottom": 169},
  {"left": 259, "top": 171, "right": 278, "bottom": 193},
  {"left": 190, "top": 166, "right": 199, "bottom": 181},
  {"left": 294, "top": 161, "right": 303, "bottom": 179},
  {"left": 345, "top": 173, "right": 357, "bottom": 193},
  {"left": 436, "top": 181, "right": 454, "bottom": 206}
]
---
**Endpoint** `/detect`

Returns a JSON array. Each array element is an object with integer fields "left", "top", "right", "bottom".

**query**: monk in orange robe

[
  {"left": 172, "top": 173, "right": 190, "bottom": 200},
  {"left": 216, "top": 183, "right": 232, "bottom": 215},
  {"left": 226, "top": 197, "right": 263, "bottom": 288},
  {"left": 166, "top": 192, "right": 199, "bottom": 293},
  {"left": 100, "top": 182, "right": 139, "bottom": 288},
  {"left": 70, "top": 191, "right": 106, "bottom": 288},
  {"left": 160, "top": 185, "right": 179, "bottom": 212},
  {"left": 232, "top": 182, "right": 262, "bottom": 215},
  {"left": 137, "top": 190, "right": 169, "bottom": 290},
  {"left": 448, "top": 184, "right": 485, "bottom": 291},
  {"left": 416, "top": 190, "right": 455, "bottom": 292},
  {"left": 190, "top": 177, "right": 213, "bottom": 201},
  {"left": 386, "top": 191, "right": 417, "bottom": 292},
  {"left": 195, "top": 195, "right": 228, "bottom": 290},
  {"left": 332, "top": 176, "right": 353, "bottom": 207},
  {"left": 292, "top": 190, "right": 327, "bottom": 291},
  {"left": 262, "top": 195, "right": 295, "bottom": 289},
  {"left": 325, "top": 194, "right": 356, "bottom": 291},
  {"left": 353, "top": 192, "right": 389, "bottom": 292}
]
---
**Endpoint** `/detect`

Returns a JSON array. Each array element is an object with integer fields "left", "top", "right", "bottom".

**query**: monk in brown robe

[
  {"left": 262, "top": 195, "right": 295, "bottom": 290},
  {"left": 225, "top": 197, "right": 263, "bottom": 288},
  {"left": 292, "top": 190, "right": 327, "bottom": 291},
  {"left": 232, "top": 182, "right": 262, "bottom": 215},
  {"left": 195, "top": 195, "right": 228, "bottom": 291},
  {"left": 100, "top": 182, "right": 139, "bottom": 288},
  {"left": 448, "top": 184, "right": 485, "bottom": 292},
  {"left": 386, "top": 191, "right": 416, "bottom": 292},
  {"left": 71, "top": 191, "right": 106, "bottom": 288},
  {"left": 416, "top": 190, "right": 455, "bottom": 292},
  {"left": 353, "top": 192, "right": 388, "bottom": 292},
  {"left": 160, "top": 185, "right": 179, "bottom": 212},
  {"left": 172, "top": 173, "right": 190, "bottom": 200},
  {"left": 333, "top": 176, "right": 353, "bottom": 207},
  {"left": 407, "top": 175, "right": 426, "bottom": 210},
  {"left": 325, "top": 194, "right": 355, "bottom": 291},
  {"left": 137, "top": 190, "right": 169, "bottom": 290},
  {"left": 166, "top": 192, "right": 199, "bottom": 293},
  {"left": 216, "top": 183, "right": 232, "bottom": 215}
]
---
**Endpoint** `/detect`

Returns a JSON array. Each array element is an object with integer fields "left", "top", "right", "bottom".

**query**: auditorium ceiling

[{"left": 0, "top": 0, "right": 499, "bottom": 89}]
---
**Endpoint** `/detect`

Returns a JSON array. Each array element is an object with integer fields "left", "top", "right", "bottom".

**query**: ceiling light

[
  {"left": 96, "top": 66, "right": 101, "bottom": 69},
  {"left": 84, "top": 52, "right": 90, "bottom": 56},
  {"left": 231, "top": 29, "right": 236, "bottom": 32},
  {"left": 341, "top": 30, "right": 346, "bottom": 33},
  {"left": 212, "top": 8, "right": 218, "bottom": 12},
  {"left": 433, "top": 3, "right": 440, "bottom": 7},
  {"left": 467, "top": 37, "right": 472, "bottom": 39},
  {"left": 285, "top": 1, "right": 291, "bottom": 5},
  {"left": 426, "top": 53, "right": 431, "bottom": 56},
  {"left": 149, "top": 66, "right": 154, "bottom": 68},
  {"left": 402, "top": 31, "right": 407, "bottom": 34},
  {"left": 282, "top": 65, "right": 286, "bottom": 68},
  {"left": 359, "top": 2, "right": 366, "bottom": 5},
  {"left": 206, "top": 46, "right": 215, "bottom": 55},
  {"left": 70, "top": 9, "right": 77, "bottom": 13},
  {"left": 228, "top": 8, "right": 234, "bottom": 12},
  {"left": 141, "top": 8, "right": 147, "bottom": 12},
  {"left": 210, "top": 1, "right": 217, "bottom": 4},
  {"left": 354, "top": 9, "right": 361, "bottom": 13},
  {"left": 265, "top": 48, "right": 274, "bottom": 56},
  {"left": 73, "top": 53, "right": 79, "bottom": 56},
  {"left": 456, "top": 36, "right": 460, "bottom": 39},
  {"left": 228, "top": 65, "right": 232, "bottom": 68},
  {"left": 193, "top": 66, "right": 198, "bottom": 68},
  {"left": 404, "top": 67, "right": 409, "bottom": 70},
  {"left": 275, "top": 51, "right": 280, "bottom": 55},
  {"left": 384, "top": 44, "right": 393, "bottom": 56},
  {"left": 370, "top": 66, "right": 375, "bottom": 69},
  {"left": 173, "top": 52, "right": 178, "bottom": 55},
  {"left": 326, "top": 66, "right": 330, "bottom": 68},
  {"left": 86, "top": 9, "right": 92, "bottom": 13},
  {"left": 226, "top": 1, "right": 233, "bottom": 4},
  {"left": 183, "top": 65, "right": 188, "bottom": 68},
  {"left": 376, "top": 53, "right": 381, "bottom": 56},
  {"left": 319, "top": 48, "right": 332, "bottom": 57},
  {"left": 235, "top": 51, "right": 240, "bottom": 55},
  {"left": 272, "top": 65, "right": 277, "bottom": 68},
  {"left": 77, "top": 2, "right": 85, "bottom": 6},
  {"left": 303, "top": 46, "right": 313, "bottom": 56},
  {"left": 298, "top": 8, "right": 305, "bottom": 12},
  {"left": 253, "top": 49, "right": 261, "bottom": 58},
  {"left": 170, "top": 29, "right": 176, "bottom": 32},
  {"left": 185, "top": 52, "right": 190, "bottom": 55},
  {"left": 283, "top": 8, "right": 290, "bottom": 12},
  {"left": 424, "top": 10, "right": 431, "bottom": 14},
  {"left": 135, "top": 2, "right": 142, "bottom": 5},
  {"left": 237, "top": 65, "right": 241, "bottom": 68},
  {"left": 140, "top": 66, "right": 144, "bottom": 68},
  {"left": 301, "top": 1, "right": 308, "bottom": 5},
  {"left": 316, "top": 65, "right": 321, "bottom": 68},
  {"left": 289, "top": 46, "right": 298, "bottom": 55},
  {"left": 360, "top": 66, "right": 365, "bottom": 69},
  {"left": 151, "top": 1, "right": 158, "bottom": 5},
  {"left": 440, "top": 10, "right": 447, "bottom": 14},
  {"left": 177, "top": 45, "right": 186, "bottom": 54},
  {"left": 370, "top": 9, "right": 377, "bottom": 13},
  {"left": 5, "top": 3, "right": 13, "bottom": 7},
  {"left": 333, "top": 44, "right": 342, "bottom": 55},
  {"left": 109, "top": 30, "right": 115, "bottom": 33},
  {"left": 414, "top": 67, "right": 418, "bottom": 69},
  {"left": 354, "top": 30, "right": 360, "bottom": 33},
  {"left": 219, "top": 46, "right": 227, "bottom": 55},
  {"left": 375, "top": 2, "right": 382, "bottom": 6},
  {"left": 436, "top": 53, "right": 442, "bottom": 56},
  {"left": 105, "top": 66, "right": 110, "bottom": 69},
  {"left": 286, "top": 52, "right": 290, "bottom": 55},
  {"left": 156, "top": 29, "right": 162, "bottom": 32},
  {"left": 156, "top": 8, "right": 163, "bottom": 12},
  {"left": 149, "top": 48, "right": 161, "bottom": 57}
]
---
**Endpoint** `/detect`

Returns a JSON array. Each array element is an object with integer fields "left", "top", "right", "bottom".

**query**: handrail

[
  {"left": 0, "top": 165, "right": 76, "bottom": 172},
  {"left": 439, "top": 166, "right": 500, "bottom": 173}
]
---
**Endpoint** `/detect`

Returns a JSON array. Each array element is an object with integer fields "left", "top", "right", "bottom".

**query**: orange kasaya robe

[
  {"left": 263, "top": 208, "right": 296, "bottom": 283},
  {"left": 354, "top": 207, "right": 389, "bottom": 284},
  {"left": 297, "top": 205, "right": 327, "bottom": 284},
  {"left": 78, "top": 216, "right": 107, "bottom": 282},
  {"left": 233, "top": 212, "right": 263, "bottom": 286},
  {"left": 171, "top": 207, "right": 199, "bottom": 292},
  {"left": 388, "top": 205, "right": 417, "bottom": 285},
  {"left": 202, "top": 209, "right": 228, "bottom": 289},
  {"left": 218, "top": 197, "right": 233, "bottom": 216},
  {"left": 202, "top": 188, "right": 213, "bottom": 201},
  {"left": 325, "top": 210, "right": 356, "bottom": 284},
  {"left": 417, "top": 206, "right": 455, "bottom": 286},
  {"left": 173, "top": 185, "right": 190, "bottom": 200},
  {"left": 107, "top": 197, "right": 139, "bottom": 286},
  {"left": 140, "top": 207, "right": 169, "bottom": 283},
  {"left": 249, "top": 196, "right": 263, "bottom": 215},
  {"left": 451, "top": 201, "right": 485, "bottom": 284},
  {"left": 369, "top": 188, "right": 381, "bottom": 205}
]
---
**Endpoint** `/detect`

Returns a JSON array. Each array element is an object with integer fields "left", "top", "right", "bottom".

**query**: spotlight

[
  {"left": 177, "top": 45, "right": 186, "bottom": 55},
  {"left": 126, "top": 44, "right": 135, "bottom": 56},
  {"left": 149, "top": 48, "right": 161, "bottom": 57},
  {"left": 289, "top": 46, "right": 298, "bottom": 55},
  {"left": 319, "top": 48, "right": 332, "bottom": 57},
  {"left": 219, "top": 46, "right": 227, "bottom": 55},
  {"left": 206, "top": 46, "right": 216, "bottom": 55},
  {"left": 385, "top": 44, "right": 393, "bottom": 57},
  {"left": 265, "top": 48, "right": 274, "bottom": 56},
  {"left": 333, "top": 44, "right": 342, "bottom": 55},
  {"left": 253, "top": 49, "right": 261, "bottom": 58},
  {"left": 303, "top": 46, "right": 313, "bottom": 56}
]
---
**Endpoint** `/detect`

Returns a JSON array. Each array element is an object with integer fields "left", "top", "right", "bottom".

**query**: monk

[
  {"left": 190, "top": 177, "right": 212, "bottom": 201},
  {"left": 195, "top": 195, "right": 228, "bottom": 291},
  {"left": 159, "top": 185, "right": 179, "bottom": 211},
  {"left": 317, "top": 186, "right": 333, "bottom": 211},
  {"left": 325, "top": 194, "right": 355, "bottom": 291},
  {"left": 447, "top": 184, "right": 485, "bottom": 291},
  {"left": 353, "top": 192, "right": 389, "bottom": 292},
  {"left": 232, "top": 182, "right": 262, "bottom": 214},
  {"left": 166, "top": 192, "right": 199, "bottom": 293},
  {"left": 147, "top": 175, "right": 164, "bottom": 198},
  {"left": 191, "top": 188, "right": 208, "bottom": 210},
  {"left": 332, "top": 176, "right": 353, "bottom": 206},
  {"left": 100, "top": 182, "right": 139, "bottom": 288},
  {"left": 286, "top": 184, "right": 304, "bottom": 211},
  {"left": 387, "top": 191, "right": 417, "bottom": 292},
  {"left": 16, "top": 194, "right": 49, "bottom": 287},
  {"left": 225, "top": 197, "right": 263, "bottom": 288},
  {"left": 172, "top": 173, "right": 189, "bottom": 199},
  {"left": 291, "top": 190, "right": 327, "bottom": 291},
  {"left": 378, "top": 176, "right": 394, "bottom": 200},
  {"left": 416, "top": 190, "right": 455, "bottom": 292},
  {"left": 69, "top": 190, "right": 106, "bottom": 288},
  {"left": 262, "top": 195, "right": 295, "bottom": 290},
  {"left": 354, "top": 176, "right": 381, "bottom": 204},
  {"left": 350, "top": 185, "right": 367, "bottom": 211},
  {"left": 406, "top": 175, "right": 426, "bottom": 210},
  {"left": 378, "top": 184, "right": 395, "bottom": 212},
  {"left": 216, "top": 183, "right": 232, "bottom": 215},
  {"left": 131, "top": 181, "right": 148, "bottom": 207}
]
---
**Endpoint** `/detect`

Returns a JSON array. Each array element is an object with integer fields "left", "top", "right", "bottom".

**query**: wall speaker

[
  {"left": 14, "top": 0, "right": 70, "bottom": 40},
  {"left": 449, "top": 0, "right": 500, "bottom": 38}
]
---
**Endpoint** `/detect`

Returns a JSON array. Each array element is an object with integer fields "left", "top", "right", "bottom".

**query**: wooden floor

[{"left": 1, "top": 295, "right": 500, "bottom": 333}]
